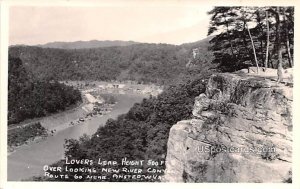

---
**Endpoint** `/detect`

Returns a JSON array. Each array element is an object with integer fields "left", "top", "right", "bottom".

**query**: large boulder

[{"left": 163, "top": 73, "right": 293, "bottom": 183}]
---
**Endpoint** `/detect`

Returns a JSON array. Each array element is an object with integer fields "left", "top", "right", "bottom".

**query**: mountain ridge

[
  {"left": 35, "top": 40, "right": 140, "bottom": 49},
  {"left": 11, "top": 37, "right": 213, "bottom": 50}
]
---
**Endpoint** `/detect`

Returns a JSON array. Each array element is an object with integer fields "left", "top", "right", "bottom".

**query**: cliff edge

[{"left": 163, "top": 73, "right": 293, "bottom": 182}]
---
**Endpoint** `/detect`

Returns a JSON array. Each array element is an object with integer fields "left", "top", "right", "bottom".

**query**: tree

[
  {"left": 264, "top": 10, "right": 270, "bottom": 71},
  {"left": 207, "top": 6, "right": 294, "bottom": 73},
  {"left": 208, "top": 6, "right": 256, "bottom": 71},
  {"left": 208, "top": 7, "right": 238, "bottom": 62},
  {"left": 283, "top": 7, "right": 293, "bottom": 67},
  {"left": 239, "top": 7, "right": 260, "bottom": 73}
]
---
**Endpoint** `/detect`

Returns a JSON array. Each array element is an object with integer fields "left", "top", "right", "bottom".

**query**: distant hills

[
  {"left": 9, "top": 37, "right": 214, "bottom": 84},
  {"left": 37, "top": 40, "right": 140, "bottom": 49}
]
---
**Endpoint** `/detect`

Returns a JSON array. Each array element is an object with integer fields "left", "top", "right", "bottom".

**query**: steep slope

[
  {"left": 8, "top": 57, "right": 82, "bottom": 124},
  {"left": 163, "top": 73, "right": 292, "bottom": 182}
]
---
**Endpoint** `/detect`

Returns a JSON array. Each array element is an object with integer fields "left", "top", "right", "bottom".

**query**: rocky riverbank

[{"left": 8, "top": 122, "right": 48, "bottom": 154}]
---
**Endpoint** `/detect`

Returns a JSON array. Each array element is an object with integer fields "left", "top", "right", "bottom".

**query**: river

[{"left": 7, "top": 93, "right": 145, "bottom": 181}]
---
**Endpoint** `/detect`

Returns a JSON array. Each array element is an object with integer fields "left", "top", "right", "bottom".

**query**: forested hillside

[
  {"left": 9, "top": 38, "right": 213, "bottom": 85},
  {"left": 8, "top": 57, "right": 82, "bottom": 125}
]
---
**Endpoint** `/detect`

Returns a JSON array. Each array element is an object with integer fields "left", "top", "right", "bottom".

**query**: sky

[{"left": 9, "top": 3, "right": 212, "bottom": 45}]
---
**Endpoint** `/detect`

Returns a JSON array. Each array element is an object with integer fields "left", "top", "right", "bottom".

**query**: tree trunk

[
  {"left": 283, "top": 8, "right": 293, "bottom": 67},
  {"left": 286, "top": 37, "right": 293, "bottom": 67},
  {"left": 275, "top": 7, "right": 283, "bottom": 82},
  {"left": 277, "top": 48, "right": 283, "bottom": 83},
  {"left": 242, "top": 21, "right": 254, "bottom": 65},
  {"left": 228, "top": 37, "right": 235, "bottom": 58},
  {"left": 246, "top": 25, "right": 259, "bottom": 73},
  {"left": 264, "top": 11, "right": 270, "bottom": 72},
  {"left": 256, "top": 11, "right": 265, "bottom": 65},
  {"left": 268, "top": 52, "right": 274, "bottom": 68}
]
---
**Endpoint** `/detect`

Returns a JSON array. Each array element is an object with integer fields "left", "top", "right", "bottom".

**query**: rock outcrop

[{"left": 163, "top": 73, "right": 293, "bottom": 183}]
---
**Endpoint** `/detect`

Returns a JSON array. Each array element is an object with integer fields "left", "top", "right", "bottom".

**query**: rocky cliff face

[{"left": 163, "top": 73, "right": 293, "bottom": 183}]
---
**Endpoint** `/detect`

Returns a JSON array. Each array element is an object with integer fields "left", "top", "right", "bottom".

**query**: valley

[{"left": 7, "top": 81, "right": 160, "bottom": 181}]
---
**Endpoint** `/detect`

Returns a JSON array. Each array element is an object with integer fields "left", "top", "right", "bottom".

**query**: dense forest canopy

[
  {"left": 8, "top": 57, "right": 82, "bottom": 125},
  {"left": 9, "top": 38, "right": 213, "bottom": 85}
]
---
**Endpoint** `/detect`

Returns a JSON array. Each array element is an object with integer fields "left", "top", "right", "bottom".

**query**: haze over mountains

[{"left": 36, "top": 40, "right": 140, "bottom": 49}]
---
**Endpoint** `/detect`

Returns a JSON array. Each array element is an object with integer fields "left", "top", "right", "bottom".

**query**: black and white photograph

[{"left": 0, "top": 0, "right": 299, "bottom": 187}]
